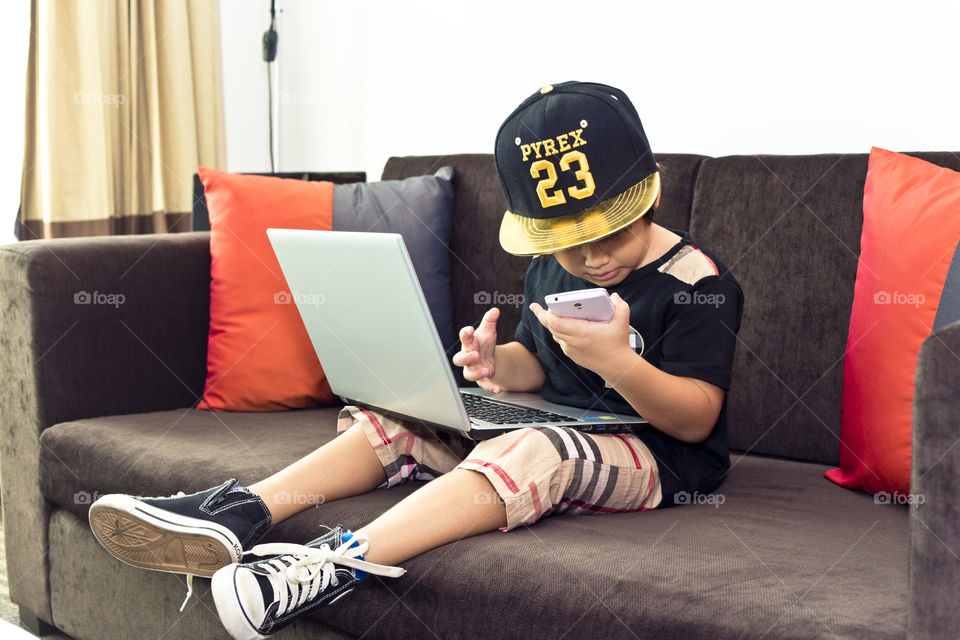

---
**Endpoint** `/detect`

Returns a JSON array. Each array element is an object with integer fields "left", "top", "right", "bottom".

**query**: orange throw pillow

[
  {"left": 825, "top": 148, "right": 960, "bottom": 495},
  {"left": 196, "top": 167, "right": 335, "bottom": 411}
]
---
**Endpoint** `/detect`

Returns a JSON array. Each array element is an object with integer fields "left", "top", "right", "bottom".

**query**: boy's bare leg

[
  {"left": 208, "top": 462, "right": 506, "bottom": 638},
  {"left": 249, "top": 421, "right": 508, "bottom": 565},
  {"left": 249, "top": 423, "right": 386, "bottom": 523},
  {"left": 357, "top": 468, "right": 507, "bottom": 566}
]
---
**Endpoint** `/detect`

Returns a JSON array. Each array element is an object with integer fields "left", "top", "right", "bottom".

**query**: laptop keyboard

[{"left": 460, "top": 392, "right": 574, "bottom": 425}]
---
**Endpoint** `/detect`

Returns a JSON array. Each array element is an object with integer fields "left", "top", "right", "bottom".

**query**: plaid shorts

[{"left": 338, "top": 405, "right": 662, "bottom": 531}]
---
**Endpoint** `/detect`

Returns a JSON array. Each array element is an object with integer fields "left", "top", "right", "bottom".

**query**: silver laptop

[{"left": 266, "top": 228, "right": 647, "bottom": 439}]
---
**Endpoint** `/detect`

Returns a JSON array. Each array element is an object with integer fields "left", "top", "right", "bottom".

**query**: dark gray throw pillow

[{"left": 332, "top": 167, "right": 456, "bottom": 351}]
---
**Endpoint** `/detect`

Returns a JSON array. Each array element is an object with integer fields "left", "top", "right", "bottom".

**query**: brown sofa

[{"left": 3, "top": 151, "right": 959, "bottom": 639}]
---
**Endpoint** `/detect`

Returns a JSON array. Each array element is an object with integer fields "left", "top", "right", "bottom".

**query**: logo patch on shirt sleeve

[{"left": 658, "top": 245, "right": 719, "bottom": 286}]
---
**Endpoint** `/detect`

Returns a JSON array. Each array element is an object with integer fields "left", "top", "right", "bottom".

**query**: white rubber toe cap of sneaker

[{"left": 212, "top": 565, "right": 268, "bottom": 640}]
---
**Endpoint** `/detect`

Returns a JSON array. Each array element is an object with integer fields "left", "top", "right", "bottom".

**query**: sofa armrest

[
  {"left": 909, "top": 318, "right": 960, "bottom": 639},
  {"left": 0, "top": 231, "right": 211, "bottom": 621}
]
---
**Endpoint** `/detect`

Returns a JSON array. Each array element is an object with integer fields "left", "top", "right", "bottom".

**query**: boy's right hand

[{"left": 453, "top": 307, "right": 501, "bottom": 393}]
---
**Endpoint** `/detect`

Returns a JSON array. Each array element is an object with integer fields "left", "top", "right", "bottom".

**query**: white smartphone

[{"left": 546, "top": 288, "right": 615, "bottom": 322}]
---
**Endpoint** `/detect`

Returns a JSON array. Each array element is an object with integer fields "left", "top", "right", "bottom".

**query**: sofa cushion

[
  {"left": 40, "top": 410, "right": 906, "bottom": 639},
  {"left": 826, "top": 148, "right": 960, "bottom": 496},
  {"left": 197, "top": 167, "right": 337, "bottom": 411},
  {"left": 40, "top": 407, "right": 344, "bottom": 518}
]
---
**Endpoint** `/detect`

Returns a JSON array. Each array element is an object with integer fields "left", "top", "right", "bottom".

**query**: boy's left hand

[{"left": 529, "top": 292, "right": 633, "bottom": 377}]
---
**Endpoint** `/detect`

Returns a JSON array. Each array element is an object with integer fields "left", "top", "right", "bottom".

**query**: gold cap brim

[{"left": 499, "top": 171, "right": 660, "bottom": 256}]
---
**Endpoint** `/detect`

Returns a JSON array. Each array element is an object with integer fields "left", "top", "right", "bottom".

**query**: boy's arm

[
  {"left": 529, "top": 293, "right": 723, "bottom": 443},
  {"left": 596, "top": 351, "right": 724, "bottom": 443},
  {"left": 489, "top": 341, "right": 546, "bottom": 393}
]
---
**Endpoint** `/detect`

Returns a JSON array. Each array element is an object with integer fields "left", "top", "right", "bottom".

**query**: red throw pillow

[
  {"left": 196, "top": 167, "right": 335, "bottom": 411},
  {"left": 825, "top": 148, "right": 960, "bottom": 495}
]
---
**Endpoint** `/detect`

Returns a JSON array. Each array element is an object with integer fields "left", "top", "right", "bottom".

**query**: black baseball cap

[{"left": 495, "top": 81, "right": 660, "bottom": 256}]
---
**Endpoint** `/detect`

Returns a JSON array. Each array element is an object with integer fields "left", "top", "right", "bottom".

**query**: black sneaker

[
  {"left": 89, "top": 478, "right": 272, "bottom": 578},
  {"left": 211, "top": 526, "right": 404, "bottom": 640}
]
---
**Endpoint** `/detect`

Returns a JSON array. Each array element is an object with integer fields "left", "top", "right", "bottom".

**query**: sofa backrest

[
  {"left": 691, "top": 152, "right": 960, "bottom": 464},
  {"left": 383, "top": 151, "right": 960, "bottom": 466}
]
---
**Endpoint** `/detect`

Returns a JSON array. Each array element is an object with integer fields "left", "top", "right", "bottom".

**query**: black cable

[
  {"left": 266, "top": 61, "right": 275, "bottom": 173},
  {"left": 263, "top": 0, "right": 278, "bottom": 172}
]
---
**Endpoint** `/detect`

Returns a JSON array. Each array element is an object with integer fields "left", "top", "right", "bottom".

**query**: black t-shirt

[{"left": 514, "top": 227, "right": 744, "bottom": 507}]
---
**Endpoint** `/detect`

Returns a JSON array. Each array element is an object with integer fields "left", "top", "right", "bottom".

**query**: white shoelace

[
  {"left": 246, "top": 533, "right": 405, "bottom": 616},
  {"left": 181, "top": 575, "right": 195, "bottom": 612}
]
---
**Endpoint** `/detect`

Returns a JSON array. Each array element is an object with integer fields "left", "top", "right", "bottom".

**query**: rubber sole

[{"left": 89, "top": 494, "right": 242, "bottom": 578}]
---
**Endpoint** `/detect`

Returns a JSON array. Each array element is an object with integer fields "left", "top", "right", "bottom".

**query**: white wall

[
  {"left": 5, "top": 2, "right": 957, "bottom": 242},
  {"left": 221, "top": 0, "right": 960, "bottom": 181},
  {"left": 220, "top": 0, "right": 274, "bottom": 173}
]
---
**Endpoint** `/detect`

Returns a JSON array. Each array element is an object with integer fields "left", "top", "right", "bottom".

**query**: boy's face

[{"left": 551, "top": 217, "right": 655, "bottom": 287}]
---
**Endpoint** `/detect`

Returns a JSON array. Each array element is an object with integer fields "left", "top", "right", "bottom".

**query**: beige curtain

[{"left": 18, "top": 0, "right": 225, "bottom": 239}]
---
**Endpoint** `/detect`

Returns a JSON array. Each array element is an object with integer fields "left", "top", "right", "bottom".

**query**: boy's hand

[
  {"left": 529, "top": 292, "right": 633, "bottom": 379},
  {"left": 453, "top": 307, "right": 501, "bottom": 393}
]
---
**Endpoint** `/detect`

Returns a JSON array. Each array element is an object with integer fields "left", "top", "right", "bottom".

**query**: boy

[{"left": 89, "top": 81, "right": 743, "bottom": 640}]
